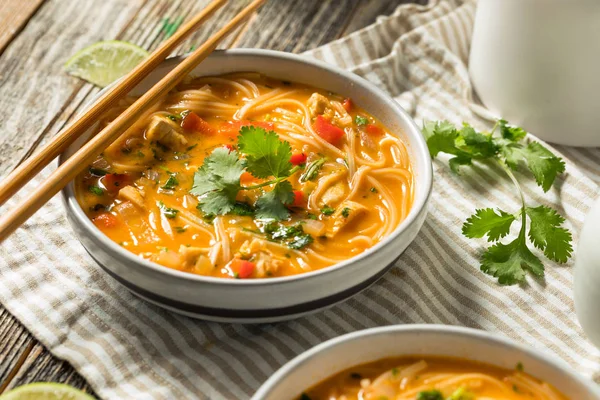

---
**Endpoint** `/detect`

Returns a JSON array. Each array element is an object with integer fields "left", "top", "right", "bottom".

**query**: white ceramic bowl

[
  {"left": 60, "top": 49, "right": 433, "bottom": 323},
  {"left": 253, "top": 325, "right": 600, "bottom": 399}
]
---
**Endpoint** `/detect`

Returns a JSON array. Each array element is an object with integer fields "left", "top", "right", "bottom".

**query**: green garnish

[
  {"left": 89, "top": 167, "right": 108, "bottom": 176},
  {"left": 424, "top": 120, "right": 572, "bottom": 285},
  {"left": 161, "top": 174, "right": 179, "bottom": 190},
  {"left": 416, "top": 390, "right": 443, "bottom": 400},
  {"left": 448, "top": 387, "right": 473, "bottom": 400},
  {"left": 516, "top": 362, "right": 524, "bottom": 371},
  {"left": 88, "top": 185, "right": 104, "bottom": 196},
  {"left": 370, "top": 187, "right": 378, "bottom": 193},
  {"left": 174, "top": 226, "right": 187, "bottom": 233},
  {"left": 321, "top": 206, "right": 335, "bottom": 216},
  {"left": 262, "top": 222, "right": 314, "bottom": 250},
  {"left": 300, "top": 158, "right": 326, "bottom": 182},
  {"left": 158, "top": 201, "right": 178, "bottom": 219},
  {"left": 190, "top": 126, "right": 301, "bottom": 221},
  {"left": 167, "top": 114, "right": 179, "bottom": 122},
  {"left": 355, "top": 115, "right": 369, "bottom": 126},
  {"left": 306, "top": 213, "right": 318, "bottom": 220},
  {"left": 341, "top": 207, "right": 351, "bottom": 218},
  {"left": 230, "top": 202, "right": 255, "bottom": 216}
]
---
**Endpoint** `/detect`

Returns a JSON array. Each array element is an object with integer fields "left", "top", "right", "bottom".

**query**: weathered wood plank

[
  {"left": 342, "top": 0, "right": 429, "bottom": 35},
  {"left": 1, "top": 0, "right": 414, "bottom": 396},
  {"left": 0, "top": 0, "right": 46, "bottom": 55},
  {"left": 3, "top": 343, "right": 96, "bottom": 396},
  {"left": 0, "top": 309, "right": 34, "bottom": 392},
  {"left": 234, "top": 0, "right": 361, "bottom": 52}
]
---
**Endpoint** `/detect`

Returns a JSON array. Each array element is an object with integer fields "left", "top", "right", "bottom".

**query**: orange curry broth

[{"left": 75, "top": 75, "right": 413, "bottom": 279}]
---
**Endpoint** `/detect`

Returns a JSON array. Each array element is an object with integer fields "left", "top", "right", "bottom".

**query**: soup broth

[
  {"left": 75, "top": 73, "right": 413, "bottom": 279},
  {"left": 300, "top": 356, "right": 568, "bottom": 400}
]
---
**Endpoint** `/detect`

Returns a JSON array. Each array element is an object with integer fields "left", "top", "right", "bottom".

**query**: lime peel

[
  {"left": 64, "top": 40, "right": 149, "bottom": 87},
  {"left": 0, "top": 382, "right": 96, "bottom": 400}
]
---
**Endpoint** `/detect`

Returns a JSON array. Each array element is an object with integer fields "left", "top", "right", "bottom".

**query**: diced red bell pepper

[
  {"left": 365, "top": 124, "right": 383, "bottom": 136},
  {"left": 313, "top": 115, "right": 345, "bottom": 145},
  {"left": 292, "top": 190, "right": 304, "bottom": 207},
  {"left": 101, "top": 173, "right": 131, "bottom": 192},
  {"left": 219, "top": 120, "right": 275, "bottom": 138},
  {"left": 290, "top": 152, "right": 307, "bottom": 165},
  {"left": 92, "top": 213, "right": 119, "bottom": 229},
  {"left": 231, "top": 259, "right": 255, "bottom": 279},
  {"left": 342, "top": 98, "right": 353, "bottom": 112},
  {"left": 181, "top": 112, "right": 213, "bottom": 134}
]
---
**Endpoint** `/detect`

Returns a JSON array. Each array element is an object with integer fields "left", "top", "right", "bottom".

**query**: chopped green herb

[
  {"left": 341, "top": 207, "right": 350, "bottom": 218},
  {"left": 161, "top": 174, "right": 179, "bottom": 190},
  {"left": 391, "top": 367, "right": 399, "bottom": 376},
  {"left": 136, "top": 151, "right": 145, "bottom": 158},
  {"left": 306, "top": 213, "right": 318, "bottom": 220},
  {"left": 90, "top": 203, "right": 105, "bottom": 212},
  {"left": 447, "top": 387, "right": 473, "bottom": 400},
  {"left": 174, "top": 226, "right": 187, "bottom": 233},
  {"left": 89, "top": 167, "right": 108, "bottom": 176},
  {"left": 300, "top": 158, "right": 326, "bottom": 182},
  {"left": 121, "top": 147, "right": 132, "bottom": 154},
  {"left": 158, "top": 201, "right": 178, "bottom": 219},
  {"left": 167, "top": 114, "right": 178, "bottom": 122},
  {"left": 416, "top": 390, "right": 443, "bottom": 400},
  {"left": 230, "top": 202, "right": 255, "bottom": 217},
  {"left": 370, "top": 187, "right": 378, "bottom": 193},
  {"left": 88, "top": 185, "right": 104, "bottom": 196},
  {"left": 261, "top": 222, "right": 314, "bottom": 250},
  {"left": 284, "top": 253, "right": 291, "bottom": 258},
  {"left": 516, "top": 362, "right": 524, "bottom": 372},
  {"left": 321, "top": 206, "right": 335, "bottom": 216},
  {"left": 186, "top": 144, "right": 198, "bottom": 151},
  {"left": 355, "top": 115, "right": 369, "bottom": 126}
]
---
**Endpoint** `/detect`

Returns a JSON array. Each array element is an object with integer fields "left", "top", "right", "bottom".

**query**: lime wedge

[
  {"left": 0, "top": 383, "right": 95, "bottom": 400},
  {"left": 64, "top": 40, "right": 149, "bottom": 87}
]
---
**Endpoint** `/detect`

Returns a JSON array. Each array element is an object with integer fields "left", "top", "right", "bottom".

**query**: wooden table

[{"left": 0, "top": 0, "right": 424, "bottom": 396}]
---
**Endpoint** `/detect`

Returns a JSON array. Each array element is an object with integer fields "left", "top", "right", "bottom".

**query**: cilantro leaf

[
  {"left": 191, "top": 148, "right": 245, "bottom": 215},
  {"left": 355, "top": 115, "right": 369, "bottom": 126},
  {"left": 157, "top": 201, "right": 178, "bottom": 219},
  {"left": 501, "top": 142, "right": 565, "bottom": 192},
  {"left": 457, "top": 123, "right": 498, "bottom": 158},
  {"left": 463, "top": 208, "right": 515, "bottom": 242},
  {"left": 416, "top": 390, "right": 443, "bottom": 400},
  {"left": 499, "top": 119, "right": 526, "bottom": 141},
  {"left": 422, "top": 120, "right": 463, "bottom": 158},
  {"left": 481, "top": 235, "right": 544, "bottom": 285},
  {"left": 526, "top": 205, "right": 573, "bottom": 262},
  {"left": 238, "top": 126, "right": 292, "bottom": 178},
  {"left": 448, "top": 155, "right": 472, "bottom": 174},
  {"left": 300, "top": 158, "right": 326, "bottom": 182},
  {"left": 161, "top": 174, "right": 179, "bottom": 190},
  {"left": 255, "top": 181, "right": 294, "bottom": 220},
  {"left": 230, "top": 202, "right": 255, "bottom": 217}
]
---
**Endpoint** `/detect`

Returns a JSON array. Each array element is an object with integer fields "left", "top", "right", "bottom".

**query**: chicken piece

[
  {"left": 145, "top": 115, "right": 188, "bottom": 149},
  {"left": 238, "top": 238, "right": 286, "bottom": 278},
  {"left": 320, "top": 181, "right": 347, "bottom": 207},
  {"left": 254, "top": 252, "right": 285, "bottom": 278},
  {"left": 239, "top": 238, "right": 268, "bottom": 256},
  {"left": 327, "top": 200, "right": 368, "bottom": 237},
  {"left": 179, "top": 245, "right": 208, "bottom": 266},
  {"left": 308, "top": 92, "right": 352, "bottom": 128},
  {"left": 308, "top": 93, "right": 334, "bottom": 119},
  {"left": 118, "top": 185, "right": 146, "bottom": 209}
]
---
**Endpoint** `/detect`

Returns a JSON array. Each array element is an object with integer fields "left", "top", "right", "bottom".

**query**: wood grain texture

[
  {"left": 0, "top": 0, "right": 46, "bottom": 55},
  {"left": 0, "top": 0, "right": 414, "bottom": 396}
]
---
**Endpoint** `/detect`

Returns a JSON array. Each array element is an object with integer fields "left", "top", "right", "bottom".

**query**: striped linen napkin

[{"left": 2, "top": 0, "right": 600, "bottom": 398}]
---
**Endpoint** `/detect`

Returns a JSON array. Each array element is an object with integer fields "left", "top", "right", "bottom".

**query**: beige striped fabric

[{"left": 1, "top": 0, "right": 600, "bottom": 399}]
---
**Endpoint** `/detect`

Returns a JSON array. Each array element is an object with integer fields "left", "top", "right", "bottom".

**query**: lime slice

[
  {"left": 64, "top": 40, "right": 149, "bottom": 87},
  {"left": 0, "top": 383, "right": 95, "bottom": 400}
]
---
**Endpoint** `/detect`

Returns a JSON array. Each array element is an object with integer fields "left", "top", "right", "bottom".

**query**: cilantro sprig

[
  {"left": 190, "top": 126, "right": 302, "bottom": 220},
  {"left": 423, "top": 120, "right": 572, "bottom": 284}
]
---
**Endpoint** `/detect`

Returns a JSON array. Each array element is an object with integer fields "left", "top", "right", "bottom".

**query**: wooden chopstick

[
  {"left": 0, "top": 0, "right": 266, "bottom": 242},
  {"left": 0, "top": 0, "right": 228, "bottom": 206}
]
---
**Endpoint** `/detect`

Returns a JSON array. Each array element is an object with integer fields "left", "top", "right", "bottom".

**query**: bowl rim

[
  {"left": 62, "top": 48, "right": 433, "bottom": 287},
  {"left": 252, "top": 324, "right": 600, "bottom": 398}
]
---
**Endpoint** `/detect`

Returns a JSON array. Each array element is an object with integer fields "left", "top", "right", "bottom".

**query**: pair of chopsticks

[{"left": 0, "top": 0, "right": 266, "bottom": 242}]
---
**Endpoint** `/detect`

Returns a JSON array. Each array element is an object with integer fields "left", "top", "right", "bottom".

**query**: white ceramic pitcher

[{"left": 469, "top": 0, "right": 600, "bottom": 147}]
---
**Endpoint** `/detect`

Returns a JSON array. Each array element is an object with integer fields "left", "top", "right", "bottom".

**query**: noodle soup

[
  {"left": 299, "top": 357, "right": 568, "bottom": 400},
  {"left": 75, "top": 73, "right": 413, "bottom": 279}
]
